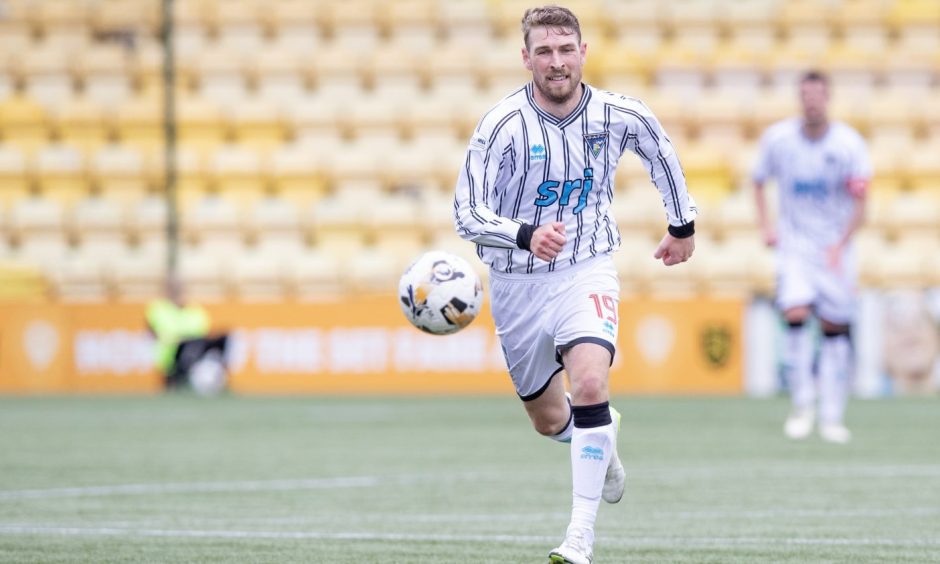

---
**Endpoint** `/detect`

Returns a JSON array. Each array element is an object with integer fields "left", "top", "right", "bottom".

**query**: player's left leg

[
  {"left": 817, "top": 319, "right": 853, "bottom": 443},
  {"left": 815, "top": 254, "right": 857, "bottom": 444},
  {"left": 548, "top": 342, "right": 616, "bottom": 564}
]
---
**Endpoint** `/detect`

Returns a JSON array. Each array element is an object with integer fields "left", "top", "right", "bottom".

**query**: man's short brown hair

[
  {"left": 521, "top": 5, "right": 581, "bottom": 49},
  {"left": 800, "top": 69, "right": 830, "bottom": 88}
]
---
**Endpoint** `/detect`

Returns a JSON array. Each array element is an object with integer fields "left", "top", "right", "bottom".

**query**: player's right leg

[{"left": 781, "top": 305, "right": 816, "bottom": 440}]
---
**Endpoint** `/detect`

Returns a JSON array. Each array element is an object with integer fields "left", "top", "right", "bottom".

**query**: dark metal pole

[{"left": 160, "top": 0, "right": 178, "bottom": 281}]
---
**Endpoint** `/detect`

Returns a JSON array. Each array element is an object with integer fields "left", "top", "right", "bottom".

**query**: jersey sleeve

[
  {"left": 623, "top": 101, "right": 697, "bottom": 228},
  {"left": 453, "top": 124, "right": 526, "bottom": 249}
]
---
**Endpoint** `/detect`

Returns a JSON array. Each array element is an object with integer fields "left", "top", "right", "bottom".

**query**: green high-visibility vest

[{"left": 146, "top": 299, "right": 211, "bottom": 373}]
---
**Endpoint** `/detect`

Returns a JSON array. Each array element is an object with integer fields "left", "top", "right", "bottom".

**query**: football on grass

[{"left": 398, "top": 251, "right": 483, "bottom": 335}]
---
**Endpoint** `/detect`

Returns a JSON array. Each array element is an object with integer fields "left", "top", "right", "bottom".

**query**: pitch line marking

[{"left": 1, "top": 525, "right": 939, "bottom": 548}]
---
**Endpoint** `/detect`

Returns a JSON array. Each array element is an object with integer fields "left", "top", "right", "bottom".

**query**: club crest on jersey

[
  {"left": 584, "top": 132, "right": 608, "bottom": 159},
  {"left": 529, "top": 144, "right": 547, "bottom": 161}
]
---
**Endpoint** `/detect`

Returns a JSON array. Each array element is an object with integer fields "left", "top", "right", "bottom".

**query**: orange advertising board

[{"left": 0, "top": 296, "right": 743, "bottom": 395}]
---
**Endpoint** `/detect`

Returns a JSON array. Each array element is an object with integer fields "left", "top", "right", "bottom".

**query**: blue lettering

[
  {"left": 532, "top": 168, "right": 594, "bottom": 213},
  {"left": 534, "top": 181, "right": 559, "bottom": 207},
  {"left": 573, "top": 168, "right": 593, "bottom": 214},
  {"left": 559, "top": 179, "right": 581, "bottom": 206}
]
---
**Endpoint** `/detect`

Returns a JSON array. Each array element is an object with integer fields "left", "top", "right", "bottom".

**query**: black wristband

[
  {"left": 516, "top": 223, "right": 535, "bottom": 251},
  {"left": 667, "top": 220, "right": 695, "bottom": 239}
]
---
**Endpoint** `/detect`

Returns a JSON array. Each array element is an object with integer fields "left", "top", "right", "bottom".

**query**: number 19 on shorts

[{"left": 589, "top": 293, "right": 618, "bottom": 338}]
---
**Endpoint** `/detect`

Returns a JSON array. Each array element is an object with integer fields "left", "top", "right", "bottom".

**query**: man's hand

[
  {"left": 654, "top": 233, "right": 695, "bottom": 266},
  {"left": 531, "top": 222, "right": 566, "bottom": 261}
]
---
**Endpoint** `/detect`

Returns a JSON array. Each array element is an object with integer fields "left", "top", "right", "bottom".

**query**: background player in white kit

[
  {"left": 753, "top": 70, "right": 871, "bottom": 444},
  {"left": 454, "top": 6, "right": 697, "bottom": 563}
]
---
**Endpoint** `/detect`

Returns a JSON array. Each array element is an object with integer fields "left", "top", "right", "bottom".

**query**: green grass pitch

[{"left": 0, "top": 394, "right": 938, "bottom": 563}]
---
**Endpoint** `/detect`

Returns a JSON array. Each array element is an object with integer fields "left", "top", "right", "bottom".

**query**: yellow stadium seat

[
  {"left": 192, "top": 46, "right": 251, "bottom": 110},
  {"left": 124, "top": 192, "right": 166, "bottom": 253},
  {"left": 8, "top": 194, "right": 70, "bottom": 269},
  {"left": 179, "top": 247, "right": 230, "bottom": 303},
  {"left": 230, "top": 251, "right": 289, "bottom": 302},
  {"left": 89, "top": 143, "right": 150, "bottom": 206},
  {"left": 366, "top": 46, "right": 425, "bottom": 100},
  {"left": 0, "top": 145, "right": 31, "bottom": 207},
  {"left": 287, "top": 249, "right": 345, "bottom": 301},
  {"left": 309, "top": 194, "right": 368, "bottom": 259},
  {"left": 71, "top": 193, "right": 128, "bottom": 257},
  {"left": 903, "top": 142, "right": 940, "bottom": 192},
  {"left": 251, "top": 48, "right": 309, "bottom": 106},
  {"left": 423, "top": 44, "right": 483, "bottom": 97},
  {"left": 147, "top": 147, "right": 208, "bottom": 210},
  {"left": 267, "top": 142, "right": 329, "bottom": 209},
  {"left": 31, "top": 0, "right": 89, "bottom": 50},
  {"left": 89, "top": 0, "right": 160, "bottom": 37},
  {"left": 76, "top": 44, "right": 133, "bottom": 109},
  {"left": 383, "top": 0, "right": 437, "bottom": 53},
  {"left": 34, "top": 142, "right": 89, "bottom": 207},
  {"left": 311, "top": 44, "right": 367, "bottom": 99},
  {"left": 114, "top": 94, "right": 162, "bottom": 153},
  {"left": 364, "top": 194, "right": 426, "bottom": 262},
  {"left": 322, "top": 0, "right": 383, "bottom": 50},
  {"left": 52, "top": 96, "right": 111, "bottom": 157},
  {"left": 438, "top": 1, "right": 494, "bottom": 49},
  {"left": 344, "top": 246, "right": 400, "bottom": 294},
  {"left": 181, "top": 191, "right": 245, "bottom": 256},
  {"left": 176, "top": 96, "right": 228, "bottom": 156},
  {"left": 676, "top": 143, "right": 735, "bottom": 205},
  {"left": 263, "top": 0, "right": 322, "bottom": 52},
  {"left": 288, "top": 95, "right": 343, "bottom": 147},
  {"left": 204, "top": 143, "right": 266, "bottom": 204},
  {"left": 112, "top": 249, "right": 164, "bottom": 302},
  {"left": 18, "top": 43, "right": 77, "bottom": 109},
  {"left": 51, "top": 253, "right": 112, "bottom": 303},
  {"left": 208, "top": 0, "right": 267, "bottom": 55},
  {"left": 0, "top": 95, "right": 51, "bottom": 156},
  {"left": 881, "top": 188, "right": 940, "bottom": 241},
  {"left": 247, "top": 194, "right": 306, "bottom": 255}
]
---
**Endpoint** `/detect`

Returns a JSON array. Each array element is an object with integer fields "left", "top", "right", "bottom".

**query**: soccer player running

[
  {"left": 454, "top": 6, "right": 697, "bottom": 563},
  {"left": 753, "top": 71, "right": 871, "bottom": 444}
]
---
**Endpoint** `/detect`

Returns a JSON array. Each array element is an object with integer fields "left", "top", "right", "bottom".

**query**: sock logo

[{"left": 580, "top": 446, "right": 604, "bottom": 461}]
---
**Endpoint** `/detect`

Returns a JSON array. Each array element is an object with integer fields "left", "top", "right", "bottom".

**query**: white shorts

[
  {"left": 489, "top": 255, "right": 620, "bottom": 401},
  {"left": 776, "top": 246, "right": 857, "bottom": 325}
]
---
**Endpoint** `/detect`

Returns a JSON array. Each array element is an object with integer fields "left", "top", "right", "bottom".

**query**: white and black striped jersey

[{"left": 454, "top": 82, "right": 697, "bottom": 275}]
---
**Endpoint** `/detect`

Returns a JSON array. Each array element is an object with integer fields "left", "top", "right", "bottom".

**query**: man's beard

[{"left": 536, "top": 75, "right": 579, "bottom": 105}]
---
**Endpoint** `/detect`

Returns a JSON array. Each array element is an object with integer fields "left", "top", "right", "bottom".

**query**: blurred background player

[
  {"left": 146, "top": 275, "right": 228, "bottom": 394},
  {"left": 753, "top": 70, "right": 872, "bottom": 444},
  {"left": 454, "top": 6, "right": 697, "bottom": 563}
]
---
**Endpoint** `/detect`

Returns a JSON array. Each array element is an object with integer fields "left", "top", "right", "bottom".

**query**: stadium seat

[
  {"left": 230, "top": 250, "right": 289, "bottom": 302},
  {"left": 288, "top": 94, "right": 343, "bottom": 148},
  {"left": 70, "top": 192, "right": 128, "bottom": 256},
  {"left": 52, "top": 95, "right": 111, "bottom": 157},
  {"left": 438, "top": 1, "right": 493, "bottom": 50},
  {"left": 311, "top": 43, "right": 367, "bottom": 100},
  {"left": 176, "top": 96, "right": 228, "bottom": 156},
  {"left": 0, "top": 144, "right": 31, "bottom": 207},
  {"left": 89, "top": 142, "right": 150, "bottom": 206},
  {"left": 34, "top": 142, "right": 88, "bottom": 207},
  {"left": 125, "top": 192, "right": 167, "bottom": 254},
  {"left": 263, "top": 0, "right": 322, "bottom": 53},
  {"left": 19, "top": 42, "right": 79, "bottom": 109},
  {"left": 251, "top": 48, "right": 310, "bottom": 106},
  {"left": 51, "top": 252, "right": 112, "bottom": 303},
  {"left": 191, "top": 46, "right": 252, "bottom": 110},
  {"left": 182, "top": 191, "right": 245, "bottom": 255},
  {"left": 364, "top": 194, "right": 426, "bottom": 266},
  {"left": 89, "top": 0, "right": 160, "bottom": 38},
  {"left": 903, "top": 141, "right": 940, "bottom": 192},
  {"left": 111, "top": 248, "right": 164, "bottom": 301},
  {"left": 209, "top": 0, "right": 267, "bottom": 55},
  {"left": 0, "top": 94, "right": 51, "bottom": 157},
  {"left": 223, "top": 98, "right": 285, "bottom": 152},
  {"left": 248, "top": 194, "right": 306, "bottom": 255},
  {"left": 114, "top": 94, "right": 162, "bottom": 153},
  {"left": 320, "top": 0, "right": 383, "bottom": 51},
  {"left": 287, "top": 249, "right": 345, "bottom": 301},
  {"left": 383, "top": 0, "right": 437, "bottom": 54},
  {"left": 309, "top": 193, "right": 368, "bottom": 259},
  {"left": 424, "top": 44, "right": 484, "bottom": 98},
  {"left": 204, "top": 143, "right": 266, "bottom": 205},
  {"left": 267, "top": 142, "right": 329, "bottom": 209},
  {"left": 77, "top": 44, "right": 133, "bottom": 109},
  {"left": 344, "top": 246, "right": 400, "bottom": 294},
  {"left": 178, "top": 246, "right": 230, "bottom": 302},
  {"left": 8, "top": 192, "right": 70, "bottom": 269}
]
